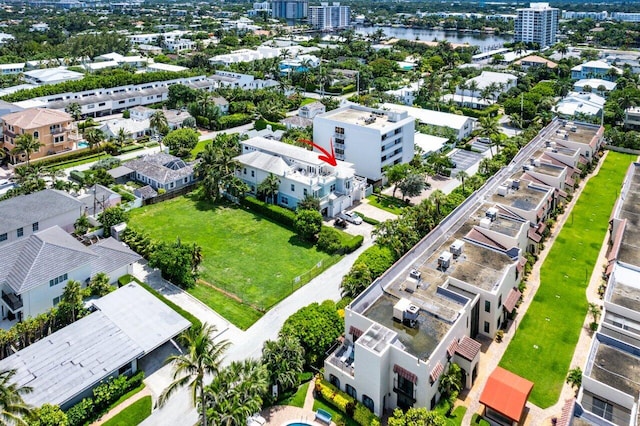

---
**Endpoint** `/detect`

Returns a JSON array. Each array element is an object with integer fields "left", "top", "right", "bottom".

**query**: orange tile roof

[
  {"left": 480, "top": 367, "right": 534, "bottom": 422},
  {"left": 3, "top": 108, "right": 71, "bottom": 129}
]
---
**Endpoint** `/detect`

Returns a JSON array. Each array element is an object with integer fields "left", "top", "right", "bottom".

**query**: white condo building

[
  {"left": 313, "top": 105, "right": 415, "bottom": 183},
  {"left": 308, "top": 2, "right": 350, "bottom": 31},
  {"left": 515, "top": 2, "right": 559, "bottom": 48}
]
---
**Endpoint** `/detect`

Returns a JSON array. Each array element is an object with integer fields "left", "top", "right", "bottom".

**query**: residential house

[
  {"left": 0, "top": 33, "right": 15, "bottom": 45},
  {"left": 129, "top": 106, "right": 192, "bottom": 129},
  {"left": 299, "top": 101, "right": 326, "bottom": 119},
  {"left": 76, "top": 184, "right": 122, "bottom": 216},
  {"left": 282, "top": 116, "right": 313, "bottom": 129},
  {"left": 30, "top": 23, "right": 49, "bottom": 32},
  {"left": 573, "top": 79, "right": 616, "bottom": 96},
  {"left": 546, "top": 120, "right": 604, "bottom": 161},
  {"left": 279, "top": 55, "right": 320, "bottom": 74},
  {"left": 554, "top": 92, "right": 606, "bottom": 119},
  {"left": 117, "top": 153, "right": 197, "bottom": 192},
  {"left": 385, "top": 81, "right": 421, "bottom": 106},
  {"left": 100, "top": 117, "right": 150, "bottom": 141},
  {"left": 514, "top": 55, "right": 557, "bottom": 70},
  {"left": 243, "top": 126, "right": 285, "bottom": 140},
  {"left": 381, "top": 103, "right": 475, "bottom": 141},
  {"left": 0, "top": 226, "right": 140, "bottom": 321},
  {"left": 146, "top": 62, "right": 189, "bottom": 73},
  {"left": 211, "top": 96, "right": 229, "bottom": 114},
  {"left": 446, "top": 71, "right": 517, "bottom": 109},
  {"left": 571, "top": 60, "right": 622, "bottom": 81},
  {"left": 0, "top": 63, "right": 25, "bottom": 75},
  {"left": 136, "top": 44, "right": 163, "bottom": 56},
  {"left": 209, "top": 71, "right": 255, "bottom": 89},
  {"left": 314, "top": 104, "right": 415, "bottom": 182},
  {"left": 0, "top": 189, "right": 84, "bottom": 247},
  {"left": 0, "top": 282, "right": 188, "bottom": 409},
  {"left": 624, "top": 106, "right": 640, "bottom": 130},
  {"left": 2, "top": 108, "right": 78, "bottom": 162},
  {"left": 23, "top": 68, "right": 84, "bottom": 85},
  {"left": 235, "top": 137, "right": 367, "bottom": 217}
]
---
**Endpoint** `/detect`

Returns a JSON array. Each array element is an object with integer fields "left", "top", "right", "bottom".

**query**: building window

[
  {"left": 281, "top": 196, "right": 288, "bottom": 205},
  {"left": 329, "top": 374, "right": 340, "bottom": 390},
  {"left": 362, "top": 395, "right": 374, "bottom": 413},
  {"left": 335, "top": 126, "right": 344, "bottom": 135},
  {"left": 290, "top": 184, "right": 295, "bottom": 191},
  {"left": 53, "top": 296, "right": 61, "bottom": 306},
  {"left": 33, "top": 131, "right": 39, "bottom": 139},
  {"left": 54, "top": 135, "right": 64, "bottom": 143},
  {"left": 345, "top": 384, "right": 357, "bottom": 400},
  {"left": 485, "top": 300, "right": 491, "bottom": 313},
  {"left": 303, "top": 188, "right": 308, "bottom": 196},
  {"left": 243, "top": 168, "right": 247, "bottom": 175},
  {"left": 592, "top": 397, "right": 613, "bottom": 421},
  {"left": 484, "top": 321, "right": 490, "bottom": 333},
  {"left": 17, "top": 228, "right": 23, "bottom": 237},
  {"left": 32, "top": 222, "right": 39, "bottom": 232},
  {"left": 49, "top": 273, "right": 68, "bottom": 287},
  {"left": 330, "top": 184, "right": 336, "bottom": 192},
  {"left": 498, "top": 294, "right": 502, "bottom": 307},
  {"left": 0, "top": 233, "right": 7, "bottom": 242},
  {"left": 251, "top": 170, "right": 255, "bottom": 177}
]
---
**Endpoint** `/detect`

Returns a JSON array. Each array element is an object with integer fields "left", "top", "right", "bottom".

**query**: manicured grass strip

[
  {"left": 499, "top": 152, "right": 635, "bottom": 408},
  {"left": 129, "top": 196, "right": 337, "bottom": 328},
  {"left": 278, "top": 381, "right": 310, "bottom": 408},
  {"left": 366, "top": 194, "right": 405, "bottom": 215},
  {"left": 445, "top": 406, "right": 467, "bottom": 426},
  {"left": 106, "top": 383, "right": 145, "bottom": 413},
  {"left": 102, "top": 396, "right": 152, "bottom": 426},
  {"left": 313, "top": 398, "right": 359, "bottom": 426},
  {"left": 188, "top": 283, "right": 262, "bottom": 331}
]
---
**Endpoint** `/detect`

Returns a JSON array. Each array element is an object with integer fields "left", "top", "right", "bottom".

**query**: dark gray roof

[
  {"left": 134, "top": 185, "right": 158, "bottom": 199},
  {"left": 107, "top": 165, "right": 134, "bottom": 179},
  {"left": 0, "top": 226, "right": 97, "bottom": 294},
  {"left": 0, "top": 189, "right": 84, "bottom": 235},
  {"left": 282, "top": 116, "right": 313, "bottom": 128},
  {"left": 125, "top": 153, "right": 195, "bottom": 185},
  {"left": 90, "top": 238, "right": 141, "bottom": 276},
  {"left": 0, "top": 282, "right": 189, "bottom": 408},
  {"left": 0, "top": 100, "right": 24, "bottom": 118}
]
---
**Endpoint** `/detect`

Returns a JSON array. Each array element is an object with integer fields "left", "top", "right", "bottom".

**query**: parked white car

[{"left": 339, "top": 210, "right": 363, "bottom": 225}]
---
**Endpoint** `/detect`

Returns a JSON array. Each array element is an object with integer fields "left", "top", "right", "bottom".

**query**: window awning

[
  {"left": 393, "top": 364, "right": 417, "bottom": 384},
  {"left": 430, "top": 362, "right": 444, "bottom": 383},
  {"left": 455, "top": 336, "right": 482, "bottom": 361},
  {"left": 349, "top": 326, "right": 364, "bottom": 339},
  {"left": 447, "top": 339, "right": 459, "bottom": 357},
  {"left": 503, "top": 287, "right": 522, "bottom": 313},
  {"left": 480, "top": 367, "right": 534, "bottom": 423},
  {"left": 528, "top": 228, "right": 542, "bottom": 243}
]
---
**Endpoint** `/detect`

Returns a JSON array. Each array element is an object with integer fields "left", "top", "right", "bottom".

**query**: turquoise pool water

[
  {"left": 286, "top": 423, "right": 312, "bottom": 426},
  {"left": 78, "top": 141, "right": 89, "bottom": 148}
]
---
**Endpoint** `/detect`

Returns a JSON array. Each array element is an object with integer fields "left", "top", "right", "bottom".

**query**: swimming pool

[
  {"left": 285, "top": 423, "right": 312, "bottom": 426},
  {"left": 77, "top": 141, "right": 89, "bottom": 148}
]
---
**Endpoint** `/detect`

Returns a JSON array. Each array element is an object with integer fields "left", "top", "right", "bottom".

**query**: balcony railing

[
  {"left": 2, "top": 291, "right": 23, "bottom": 312},
  {"left": 326, "top": 344, "right": 355, "bottom": 376}
]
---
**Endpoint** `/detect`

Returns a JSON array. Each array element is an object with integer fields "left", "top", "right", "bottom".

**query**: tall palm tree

[
  {"left": 467, "top": 80, "right": 480, "bottom": 105},
  {"left": 555, "top": 42, "right": 568, "bottom": 59},
  {"left": 84, "top": 128, "right": 104, "bottom": 149},
  {"left": 429, "top": 189, "right": 446, "bottom": 217},
  {"left": 115, "top": 128, "right": 130, "bottom": 148},
  {"left": 11, "top": 133, "right": 43, "bottom": 166},
  {"left": 258, "top": 173, "right": 281, "bottom": 204},
  {"left": 61, "top": 280, "right": 84, "bottom": 322},
  {"left": 261, "top": 336, "right": 304, "bottom": 397},
  {"left": 456, "top": 170, "right": 469, "bottom": 193},
  {"left": 478, "top": 115, "right": 501, "bottom": 155},
  {"left": 0, "top": 369, "right": 33, "bottom": 425},
  {"left": 65, "top": 102, "right": 82, "bottom": 122},
  {"left": 157, "top": 323, "right": 230, "bottom": 426},
  {"left": 149, "top": 110, "right": 169, "bottom": 151}
]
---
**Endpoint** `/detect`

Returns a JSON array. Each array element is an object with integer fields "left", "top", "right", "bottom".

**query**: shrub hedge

[
  {"left": 255, "top": 118, "right": 287, "bottom": 131},
  {"left": 315, "top": 378, "right": 377, "bottom": 426},
  {"left": 241, "top": 197, "right": 296, "bottom": 229},
  {"left": 66, "top": 372, "right": 144, "bottom": 426}
]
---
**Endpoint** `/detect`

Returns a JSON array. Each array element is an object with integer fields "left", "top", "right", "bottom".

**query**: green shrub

[
  {"left": 69, "top": 170, "right": 85, "bottom": 184},
  {"left": 317, "top": 227, "right": 342, "bottom": 254},
  {"left": 315, "top": 379, "right": 378, "bottom": 426},
  {"left": 340, "top": 234, "right": 363, "bottom": 253},
  {"left": 360, "top": 215, "right": 381, "bottom": 226},
  {"left": 241, "top": 197, "right": 296, "bottom": 229},
  {"left": 353, "top": 403, "right": 376, "bottom": 426},
  {"left": 357, "top": 245, "right": 395, "bottom": 277},
  {"left": 255, "top": 118, "right": 287, "bottom": 131},
  {"left": 118, "top": 274, "right": 133, "bottom": 286},
  {"left": 31, "top": 146, "right": 106, "bottom": 168},
  {"left": 218, "top": 113, "right": 253, "bottom": 129},
  {"left": 66, "top": 398, "right": 95, "bottom": 426}
]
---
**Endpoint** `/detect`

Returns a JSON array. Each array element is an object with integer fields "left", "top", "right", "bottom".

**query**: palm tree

[
  {"left": 478, "top": 115, "right": 501, "bottom": 155},
  {"left": 149, "top": 110, "right": 169, "bottom": 151},
  {"left": 467, "top": 80, "right": 480, "bottom": 105},
  {"left": 456, "top": 170, "right": 469, "bottom": 193},
  {"left": 0, "top": 369, "right": 33, "bottom": 425},
  {"left": 429, "top": 189, "right": 446, "bottom": 217},
  {"left": 115, "top": 128, "right": 130, "bottom": 148},
  {"left": 203, "top": 359, "right": 268, "bottom": 426},
  {"left": 61, "top": 280, "right": 84, "bottom": 322},
  {"left": 258, "top": 173, "right": 281, "bottom": 204},
  {"left": 261, "top": 336, "right": 304, "bottom": 398},
  {"left": 65, "top": 102, "right": 82, "bottom": 122},
  {"left": 84, "top": 127, "right": 104, "bottom": 149},
  {"left": 157, "top": 323, "right": 231, "bottom": 426},
  {"left": 458, "top": 81, "right": 468, "bottom": 107},
  {"left": 11, "top": 133, "right": 43, "bottom": 166},
  {"left": 566, "top": 366, "right": 582, "bottom": 394},
  {"left": 555, "top": 42, "right": 568, "bottom": 59},
  {"left": 195, "top": 134, "right": 241, "bottom": 202}
]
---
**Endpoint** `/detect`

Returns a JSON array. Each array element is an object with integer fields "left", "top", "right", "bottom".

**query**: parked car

[
  {"left": 339, "top": 210, "right": 363, "bottom": 225},
  {"left": 334, "top": 217, "right": 348, "bottom": 228}
]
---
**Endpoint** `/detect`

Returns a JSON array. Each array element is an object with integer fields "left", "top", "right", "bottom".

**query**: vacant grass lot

[
  {"left": 499, "top": 151, "right": 635, "bottom": 408},
  {"left": 128, "top": 195, "right": 338, "bottom": 328},
  {"left": 366, "top": 194, "right": 406, "bottom": 215}
]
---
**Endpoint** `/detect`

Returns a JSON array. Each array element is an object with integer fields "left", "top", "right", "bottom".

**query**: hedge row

[
  {"left": 315, "top": 378, "right": 378, "bottom": 426},
  {"left": 317, "top": 227, "right": 363, "bottom": 255},
  {"left": 66, "top": 372, "right": 145, "bottom": 426},
  {"left": 255, "top": 118, "right": 287, "bottom": 131},
  {"left": 241, "top": 197, "right": 296, "bottom": 229}
]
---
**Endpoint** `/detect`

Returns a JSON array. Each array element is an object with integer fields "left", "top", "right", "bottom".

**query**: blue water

[
  {"left": 286, "top": 423, "right": 312, "bottom": 426},
  {"left": 78, "top": 141, "right": 89, "bottom": 148}
]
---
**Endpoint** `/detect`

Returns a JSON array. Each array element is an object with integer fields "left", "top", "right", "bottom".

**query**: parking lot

[{"left": 448, "top": 149, "right": 484, "bottom": 177}]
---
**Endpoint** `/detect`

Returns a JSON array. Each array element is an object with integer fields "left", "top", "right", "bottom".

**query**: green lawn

[
  {"left": 102, "top": 396, "right": 152, "bottom": 426},
  {"left": 128, "top": 196, "right": 338, "bottom": 328},
  {"left": 366, "top": 194, "right": 406, "bottom": 215},
  {"left": 300, "top": 97, "right": 318, "bottom": 106},
  {"left": 191, "top": 139, "right": 209, "bottom": 157},
  {"left": 499, "top": 151, "right": 635, "bottom": 408},
  {"left": 277, "top": 381, "right": 310, "bottom": 408}
]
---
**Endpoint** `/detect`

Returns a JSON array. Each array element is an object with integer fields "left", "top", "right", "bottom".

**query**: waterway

[{"left": 355, "top": 26, "right": 513, "bottom": 51}]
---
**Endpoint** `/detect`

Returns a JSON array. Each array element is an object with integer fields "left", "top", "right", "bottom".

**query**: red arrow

[{"left": 298, "top": 138, "right": 338, "bottom": 166}]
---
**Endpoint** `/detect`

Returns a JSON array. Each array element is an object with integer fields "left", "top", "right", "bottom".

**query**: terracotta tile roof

[
  {"left": 479, "top": 367, "right": 534, "bottom": 423},
  {"left": 3, "top": 107, "right": 71, "bottom": 129},
  {"left": 430, "top": 362, "right": 444, "bottom": 382},
  {"left": 537, "top": 222, "right": 546, "bottom": 234},
  {"left": 558, "top": 189, "right": 568, "bottom": 199},
  {"left": 455, "top": 336, "right": 481, "bottom": 361},
  {"left": 565, "top": 176, "right": 575, "bottom": 187},
  {"left": 528, "top": 228, "right": 542, "bottom": 243},
  {"left": 557, "top": 399, "right": 575, "bottom": 426},
  {"left": 447, "top": 339, "right": 458, "bottom": 357},
  {"left": 608, "top": 219, "right": 626, "bottom": 262},
  {"left": 393, "top": 364, "right": 417, "bottom": 384},
  {"left": 503, "top": 287, "right": 522, "bottom": 313}
]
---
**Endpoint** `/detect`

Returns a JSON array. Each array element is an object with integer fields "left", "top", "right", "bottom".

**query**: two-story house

[
  {"left": 0, "top": 189, "right": 84, "bottom": 246},
  {"left": 2, "top": 108, "right": 78, "bottom": 162},
  {"left": 571, "top": 60, "right": 622, "bottom": 81},
  {"left": 235, "top": 137, "right": 367, "bottom": 217},
  {"left": 115, "top": 153, "right": 197, "bottom": 193}
]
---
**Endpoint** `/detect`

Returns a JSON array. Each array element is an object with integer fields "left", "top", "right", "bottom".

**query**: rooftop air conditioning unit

[
  {"left": 549, "top": 141, "right": 557, "bottom": 148},
  {"left": 480, "top": 218, "right": 492, "bottom": 229},
  {"left": 570, "top": 125, "right": 578, "bottom": 132},
  {"left": 486, "top": 207, "right": 498, "bottom": 221},
  {"left": 512, "top": 179, "right": 520, "bottom": 190},
  {"left": 409, "top": 269, "right": 421, "bottom": 280},
  {"left": 450, "top": 239, "right": 465, "bottom": 258},
  {"left": 497, "top": 185, "right": 508, "bottom": 197},
  {"left": 533, "top": 159, "right": 541, "bottom": 167},
  {"left": 523, "top": 165, "right": 531, "bottom": 172},
  {"left": 564, "top": 133, "right": 569, "bottom": 140},
  {"left": 393, "top": 298, "right": 419, "bottom": 327},
  {"left": 438, "top": 251, "right": 453, "bottom": 270},
  {"left": 552, "top": 149, "right": 558, "bottom": 153}
]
